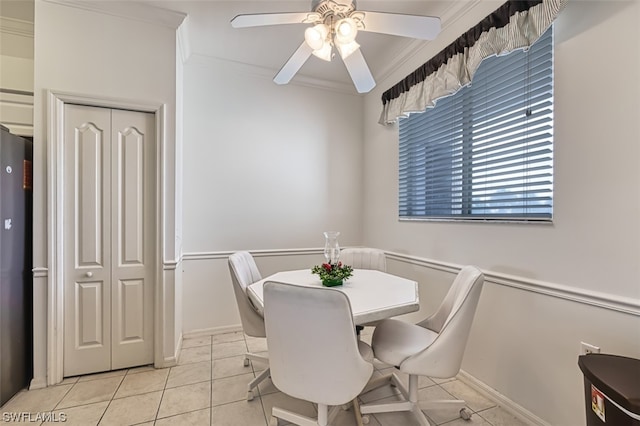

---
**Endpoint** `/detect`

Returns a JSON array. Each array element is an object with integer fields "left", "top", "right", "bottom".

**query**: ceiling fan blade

[
  {"left": 359, "top": 11, "right": 441, "bottom": 40},
  {"left": 342, "top": 49, "right": 376, "bottom": 94},
  {"left": 231, "top": 12, "right": 314, "bottom": 28},
  {"left": 274, "top": 42, "right": 314, "bottom": 85}
]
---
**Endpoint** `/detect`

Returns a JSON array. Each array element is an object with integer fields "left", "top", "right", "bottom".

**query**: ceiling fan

[{"left": 231, "top": 0, "right": 441, "bottom": 93}]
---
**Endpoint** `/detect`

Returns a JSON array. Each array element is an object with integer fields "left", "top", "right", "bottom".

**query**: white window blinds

[{"left": 399, "top": 27, "right": 553, "bottom": 221}]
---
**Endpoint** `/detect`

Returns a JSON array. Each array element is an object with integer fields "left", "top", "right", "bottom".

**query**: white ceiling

[
  {"left": 150, "top": 0, "right": 461, "bottom": 93},
  {"left": 1, "top": 0, "right": 475, "bottom": 94}
]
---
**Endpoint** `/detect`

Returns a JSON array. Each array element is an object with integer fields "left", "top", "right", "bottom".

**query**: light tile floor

[{"left": 0, "top": 329, "right": 529, "bottom": 426}]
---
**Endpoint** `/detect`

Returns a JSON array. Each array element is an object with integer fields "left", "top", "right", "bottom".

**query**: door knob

[{"left": 86, "top": 271, "right": 93, "bottom": 278}]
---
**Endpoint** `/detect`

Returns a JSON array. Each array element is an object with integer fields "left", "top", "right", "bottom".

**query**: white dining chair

[
  {"left": 359, "top": 266, "right": 485, "bottom": 425},
  {"left": 228, "top": 251, "right": 270, "bottom": 401},
  {"left": 341, "top": 248, "right": 388, "bottom": 334},
  {"left": 340, "top": 248, "right": 387, "bottom": 272},
  {"left": 263, "top": 281, "right": 374, "bottom": 426}
]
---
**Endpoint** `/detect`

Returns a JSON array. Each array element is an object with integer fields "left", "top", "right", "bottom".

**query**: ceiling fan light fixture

[
  {"left": 335, "top": 17, "right": 358, "bottom": 44},
  {"left": 336, "top": 40, "right": 360, "bottom": 59},
  {"left": 232, "top": 0, "right": 442, "bottom": 94},
  {"left": 304, "top": 23, "right": 329, "bottom": 51},
  {"left": 311, "top": 41, "right": 333, "bottom": 61}
]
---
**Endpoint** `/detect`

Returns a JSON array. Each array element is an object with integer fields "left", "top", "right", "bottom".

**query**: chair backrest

[
  {"left": 403, "top": 266, "right": 484, "bottom": 377},
  {"left": 340, "top": 248, "right": 387, "bottom": 272},
  {"left": 263, "top": 281, "right": 373, "bottom": 406},
  {"left": 228, "top": 251, "right": 265, "bottom": 338}
]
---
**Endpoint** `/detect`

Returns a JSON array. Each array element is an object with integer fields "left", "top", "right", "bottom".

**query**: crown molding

[
  {"left": 375, "top": 0, "right": 485, "bottom": 89},
  {"left": 0, "top": 16, "right": 34, "bottom": 38},
  {"left": 177, "top": 15, "right": 192, "bottom": 63},
  {"left": 42, "top": 0, "right": 186, "bottom": 29}
]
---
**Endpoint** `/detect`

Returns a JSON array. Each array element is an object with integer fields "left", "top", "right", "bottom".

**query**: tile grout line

[
  {"left": 152, "top": 364, "right": 172, "bottom": 423},
  {"left": 210, "top": 335, "right": 214, "bottom": 426},
  {"left": 248, "top": 332, "right": 271, "bottom": 426},
  {"left": 94, "top": 372, "right": 126, "bottom": 425}
]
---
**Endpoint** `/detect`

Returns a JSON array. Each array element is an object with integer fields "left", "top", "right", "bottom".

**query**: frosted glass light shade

[
  {"left": 304, "top": 24, "right": 329, "bottom": 50},
  {"left": 335, "top": 18, "right": 358, "bottom": 44}
]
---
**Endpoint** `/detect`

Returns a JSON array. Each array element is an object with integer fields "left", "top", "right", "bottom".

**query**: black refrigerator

[{"left": 0, "top": 125, "right": 32, "bottom": 407}]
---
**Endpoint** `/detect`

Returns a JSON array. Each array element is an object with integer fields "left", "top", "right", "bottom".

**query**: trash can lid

[{"left": 578, "top": 354, "right": 640, "bottom": 415}]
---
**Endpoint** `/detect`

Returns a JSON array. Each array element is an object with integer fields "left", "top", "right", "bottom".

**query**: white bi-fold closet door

[{"left": 63, "top": 104, "right": 155, "bottom": 377}]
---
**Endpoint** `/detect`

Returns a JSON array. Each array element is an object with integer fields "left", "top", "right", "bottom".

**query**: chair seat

[
  {"left": 372, "top": 318, "right": 438, "bottom": 367},
  {"left": 361, "top": 266, "right": 484, "bottom": 425},
  {"left": 358, "top": 341, "right": 374, "bottom": 363}
]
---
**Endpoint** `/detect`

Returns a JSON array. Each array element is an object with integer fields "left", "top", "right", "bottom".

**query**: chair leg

[
  {"left": 407, "top": 376, "right": 430, "bottom": 426},
  {"left": 352, "top": 398, "right": 367, "bottom": 426},
  {"left": 327, "top": 405, "right": 342, "bottom": 425},
  {"left": 361, "top": 373, "right": 471, "bottom": 425},
  {"left": 243, "top": 351, "right": 270, "bottom": 401},
  {"left": 271, "top": 406, "right": 318, "bottom": 426},
  {"left": 360, "top": 374, "right": 432, "bottom": 426},
  {"left": 246, "top": 367, "right": 270, "bottom": 401},
  {"left": 360, "top": 372, "right": 394, "bottom": 394},
  {"left": 245, "top": 352, "right": 268, "bottom": 364},
  {"left": 317, "top": 404, "right": 328, "bottom": 426}
]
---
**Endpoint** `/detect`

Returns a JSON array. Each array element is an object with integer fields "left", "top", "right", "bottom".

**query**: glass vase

[{"left": 323, "top": 231, "right": 340, "bottom": 264}]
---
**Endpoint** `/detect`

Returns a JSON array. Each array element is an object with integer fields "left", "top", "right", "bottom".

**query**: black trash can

[{"left": 578, "top": 354, "right": 640, "bottom": 425}]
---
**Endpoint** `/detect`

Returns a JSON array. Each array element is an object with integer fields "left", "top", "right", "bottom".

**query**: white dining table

[{"left": 247, "top": 269, "right": 420, "bottom": 326}]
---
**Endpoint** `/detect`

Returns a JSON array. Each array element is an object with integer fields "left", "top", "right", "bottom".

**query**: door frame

[{"left": 47, "top": 90, "right": 166, "bottom": 384}]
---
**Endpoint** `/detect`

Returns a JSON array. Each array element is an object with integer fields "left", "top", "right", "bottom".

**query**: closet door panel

[
  {"left": 63, "top": 105, "right": 155, "bottom": 376},
  {"left": 110, "top": 109, "right": 155, "bottom": 370},
  {"left": 63, "top": 104, "right": 112, "bottom": 376}
]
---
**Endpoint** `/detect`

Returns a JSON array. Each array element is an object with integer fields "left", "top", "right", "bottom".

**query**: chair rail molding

[
  {"left": 182, "top": 247, "right": 323, "bottom": 261},
  {"left": 163, "top": 259, "right": 180, "bottom": 270},
  {"left": 385, "top": 251, "right": 640, "bottom": 317},
  {"left": 183, "top": 248, "right": 639, "bottom": 316}
]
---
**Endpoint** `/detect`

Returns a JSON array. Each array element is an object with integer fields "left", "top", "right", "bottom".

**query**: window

[{"left": 398, "top": 27, "right": 554, "bottom": 222}]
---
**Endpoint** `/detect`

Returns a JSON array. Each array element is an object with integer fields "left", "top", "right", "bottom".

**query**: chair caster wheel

[
  {"left": 460, "top": 408, "right": 472, "bottom": 420},
  {"left": 247, "top": 390, "right": 254, "bottom": 401},
  {"left": 244, "top": 358, "right": 250, "bottom": 367},
  {"left": 362, "top": 415, "right": 370, "bottom": 424}
]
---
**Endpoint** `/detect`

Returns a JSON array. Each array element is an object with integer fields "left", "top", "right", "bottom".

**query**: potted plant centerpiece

[{"left": 312, "top": 261, "right": 354, "bottom": 287}]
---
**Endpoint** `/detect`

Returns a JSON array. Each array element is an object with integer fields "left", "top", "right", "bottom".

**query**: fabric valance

[{"left": 379, "top": 0, "right": 568, "bottom": 125}]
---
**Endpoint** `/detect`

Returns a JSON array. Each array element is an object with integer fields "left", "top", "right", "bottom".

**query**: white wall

[
  {"left": 182, "top": 56, "right": 365, "bottom": 252},
  {"left": 32, "top": 0, "right": 183, "bottom": 385},
  {"left": 180, "top": 55, "right": 364, "bottom": 332},
  {"left": 29, "top": 0, "right": 640, "bottom": 423},
  {"left": 361, "top": 1, "right": 640, "bottom": 425},
  {"left": 363, "top": 1, "right": 640, "bottom": 299}
]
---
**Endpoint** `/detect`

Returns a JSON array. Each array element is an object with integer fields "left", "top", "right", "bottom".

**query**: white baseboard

[
  {"left": 158, "top": 355, "right": 177, "bottom": 369},
  {"left": 29, "top": 376, "right": 47, "bottom": 390},
  {"left": 153, "top": 333, "right": 182, "bottom": 369},
  {"left": 183, "top": 324, "right": 243, "bottom": 339},
  {"left": 458, "top": 370, "right": 552, "bottom": 426}
]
